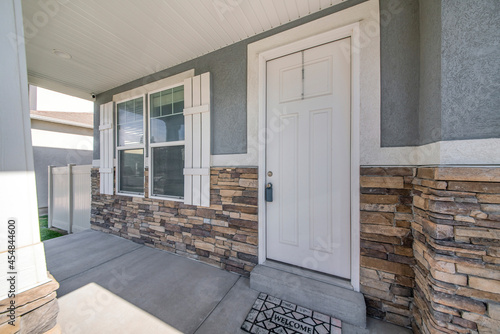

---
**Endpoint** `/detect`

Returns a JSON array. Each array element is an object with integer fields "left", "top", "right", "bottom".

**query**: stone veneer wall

[
  {"left": 360, "top": 166, "right": 500, "bottom": 333},
  {"left": 360, "top": 167, "right": 416, "bottom": 328},
  {"left": 91, "top": 167, "right": 259, "bottom": 276},
  {"left": 412, "top": 167, "right": 500, "bottom": 334}
]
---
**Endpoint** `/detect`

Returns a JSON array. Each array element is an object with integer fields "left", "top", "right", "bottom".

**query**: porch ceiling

[{"left": 21, "top": 0, "right": 344, "bottom": 100}]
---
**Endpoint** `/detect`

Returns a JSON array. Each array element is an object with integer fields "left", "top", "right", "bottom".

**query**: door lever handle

[{"left": 265, "top": 183, "right": 273, "bottom": 202}]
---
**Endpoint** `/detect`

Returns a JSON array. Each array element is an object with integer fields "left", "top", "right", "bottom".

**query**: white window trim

[
  {"left": 115, "top": 94, "right": 146, "bottom": 197},
  {"left": 112, "top": 70, "right": 194, "bottom": 102},
  {"left": 110, "top": 70, "right": 195, "bottom": 199},
  {"left": 147, "top": 82, "right": 186, "bottom": 201}
]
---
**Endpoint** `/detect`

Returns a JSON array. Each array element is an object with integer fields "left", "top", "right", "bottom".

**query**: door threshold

[{"left": 262, "top": 260, "right": 353, "bottom": 291}]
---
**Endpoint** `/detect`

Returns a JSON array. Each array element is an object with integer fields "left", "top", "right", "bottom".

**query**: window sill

[
  {"left": 149, "top": 195, "right": 184, "bottom": 203},
  {"left": 116, "top": 192, "right": 144, "bottom": 198}
]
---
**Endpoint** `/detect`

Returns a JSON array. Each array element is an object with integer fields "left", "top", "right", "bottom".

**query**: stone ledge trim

[{"left": 0, "top": 273, "right": 59, "bottom": 334}]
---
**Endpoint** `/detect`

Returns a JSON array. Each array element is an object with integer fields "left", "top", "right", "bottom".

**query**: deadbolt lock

[{"left": 267, "top": 171, "right": 273, "bottom": 177}]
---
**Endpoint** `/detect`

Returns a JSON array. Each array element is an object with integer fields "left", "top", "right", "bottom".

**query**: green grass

[{"left": 39, "top": 215, "right": 64, "bottom": 241}]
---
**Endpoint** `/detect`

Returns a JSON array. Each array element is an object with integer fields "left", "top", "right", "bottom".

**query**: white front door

[{"left": 266, "top": 39, "right": 351, "bottom": 278}]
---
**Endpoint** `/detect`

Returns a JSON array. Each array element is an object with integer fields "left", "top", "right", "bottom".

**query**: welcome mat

[{"left": 241, "top": 293, "right": 342, "bottom": 334}]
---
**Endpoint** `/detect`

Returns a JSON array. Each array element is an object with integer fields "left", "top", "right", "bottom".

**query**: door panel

[
  {"left": 309, "top": 108, "right": 332, "bottom": 253},
  {"left": 279, "top": 113, "right": 299, "bottom": 245},
  {"left": 266, "top": 38, "right": 351, "bottom": 278}
]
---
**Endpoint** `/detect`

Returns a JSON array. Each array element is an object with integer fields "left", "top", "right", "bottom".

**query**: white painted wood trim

[
  {"left": 150, "top": 141, "right": 184, "bottom": 148},
  {"left": 183, "top": 73, "right": 211, "bottom": 207},
  {"left": 112, "top": 69, "right": 195, "bottom": 102},
  {"left": 99, "top": 104, "right": 105, "bottom": 194},
  {"left": 99, "top": 168, "right": 113, "bottom": 173},
  {"left": 350, "top": 24, "right": 361, "bottom": 292},
  {"left": 184, "top": 104, "right": 210, "bottom": 116},
  {"left": 99, "top": 101, "right": 114, "bottom": 195},
  {"left": 184, "top": 168, "right": 210, "bottom": 175},
  {"left": 253, "top": 18, "right": 367, "bottom": 292},
  {"left": 211, "top": 154, "right": 258, "bottom": 167},
  {"left": 200, "top": 73, "right": 211, "bottom": 207},
  {"left": 184, "top": 76, "right": 194, "bottom": 205},
  {"left": 149, "top": 195, "right": 184, "bottom": 202},
  {"left": 115, "top": 192, "right": 145, "bottom": 198},
  {"left": 192, "top": 75, "right": 202, "bottom": 206}
]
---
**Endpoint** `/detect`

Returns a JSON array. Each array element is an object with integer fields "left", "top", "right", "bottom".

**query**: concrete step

[{"left": 250, "top": 264, "right": 367, "bottom": 328}]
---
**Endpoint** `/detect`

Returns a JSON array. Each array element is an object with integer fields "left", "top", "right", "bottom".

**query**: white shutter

[
  {"left": 184, "top": 72, "right": 211, "bottom": 207},
  {"left": 99, "top": 101, "right": 114, "bottom": 195}
]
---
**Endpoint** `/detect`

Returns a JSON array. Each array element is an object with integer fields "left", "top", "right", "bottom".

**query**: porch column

[{"left": 0, "top": 0, "right": 59, "bottom": 333}]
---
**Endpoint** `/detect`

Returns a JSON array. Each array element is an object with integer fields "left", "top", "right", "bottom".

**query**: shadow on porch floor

[{"left": 44, "top": 230, "right": 411, "bottom": 334}]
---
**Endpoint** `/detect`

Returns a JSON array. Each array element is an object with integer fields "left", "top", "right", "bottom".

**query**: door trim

[{"left": 256, "top": 23, "right": 361, "bottom": 291}]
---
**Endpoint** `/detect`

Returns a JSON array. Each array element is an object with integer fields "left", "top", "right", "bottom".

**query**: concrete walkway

[{"left": 44, "top": 230, "right": 411, "bottom": 334}]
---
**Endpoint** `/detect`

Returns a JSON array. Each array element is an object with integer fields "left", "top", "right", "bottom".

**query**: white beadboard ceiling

[{"left": 22, "top": 0, "right": 345, "bottom": 100}]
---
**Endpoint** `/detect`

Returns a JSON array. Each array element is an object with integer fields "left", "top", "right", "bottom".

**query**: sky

[{"left": 36, "top": 87, "right": 93, "bottom": 113}]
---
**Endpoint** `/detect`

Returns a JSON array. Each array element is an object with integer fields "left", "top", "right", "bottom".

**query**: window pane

[
  {"left": 150, "top": 92, "right": 161, "bottom": 118},
  {"left": 150, "top": 114, "right": 184, "bottom": 143},
  {"left": 152, "top": 146, "right": 184, "bottom": 198},
  {"left": 118, "top": 120, "right": 143, "bottom": 146},
  {"left": 161, "top": 90, "right": 173, "bottom": 115},
  {"left": 162, "top": 103, "right": 173, "bottom": 116},
  {"left": 119, "top": 149, "right": 144, "bottom": 194},
  {"left": 173, "top": 101, "right": 184, "bottom": 114},
  {"left": 117, "top": 97, "right": 143, "bottom": 146},
  {"left": 150, "top": 86, "right": 184, "bottom": 143},
  {"left": 126, "top": 100, "right": 134, "bottom": 120},
  {"left": 172, "top": 86, "right": 183, "bottom": 103},
  {"left": 135, "top": 100, "right": 143, "bottom": 120},
  {"left": 118, "top": 103, "right": 127, "bottom": 125}
]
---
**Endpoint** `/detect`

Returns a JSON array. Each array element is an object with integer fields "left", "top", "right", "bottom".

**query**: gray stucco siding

[
  {"left": 380, "top": 0, "right": 420, "bottom": 147},
  {"left": 418, "top": 0, "right": 443, "bottom": 145},
  {"left": 441, "top": 0, "right": 500, "bottom": 141}
]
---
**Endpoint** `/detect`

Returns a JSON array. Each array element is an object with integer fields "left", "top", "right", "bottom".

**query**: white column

[
  {"left": 29, "top": 85, "right": 37, "bottom": 111},
  {"left": 0, "top": 0, "right": 50, "bottom": 300}
]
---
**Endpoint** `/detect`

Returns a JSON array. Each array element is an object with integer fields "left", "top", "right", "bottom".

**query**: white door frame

[{"left": 256, "top": 23, "right": 361, "bottom": 291}]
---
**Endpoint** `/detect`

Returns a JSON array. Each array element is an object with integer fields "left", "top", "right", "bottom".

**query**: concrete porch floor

[{"left": 44, "top": 230, "right": 411, "bottom": 334}]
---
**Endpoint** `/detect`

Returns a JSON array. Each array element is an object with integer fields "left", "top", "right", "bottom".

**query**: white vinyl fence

[{"left": 48, "top": 164, "right": 91, "bottom": 233}]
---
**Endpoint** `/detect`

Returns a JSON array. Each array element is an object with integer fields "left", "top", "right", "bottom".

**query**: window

[
  {"left": 149, "top": 86, "right": 185, "bottom": 198},
  {"left": 110, "top": 71, "right": 210, "bottom": 205},
  {"left": 116, "top": 96, "right": 145, "bottom": 195}
]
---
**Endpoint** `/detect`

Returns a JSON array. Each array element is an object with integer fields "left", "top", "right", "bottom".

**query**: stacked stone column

[{"left": 412, "top": 168, "right": 500, "bottom": 333}]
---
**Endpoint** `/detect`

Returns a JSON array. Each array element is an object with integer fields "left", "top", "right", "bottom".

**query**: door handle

[{"left": 265, "top": 183, "right": 273, "bottom": 202}]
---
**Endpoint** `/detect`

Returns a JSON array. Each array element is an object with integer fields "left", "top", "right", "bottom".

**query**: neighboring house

[
  {"left": 30, "top": 109, "right": 93, "bottom": 214},
  {"left": 7, "top": 0, "right": 499, "bottom": 333}
]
